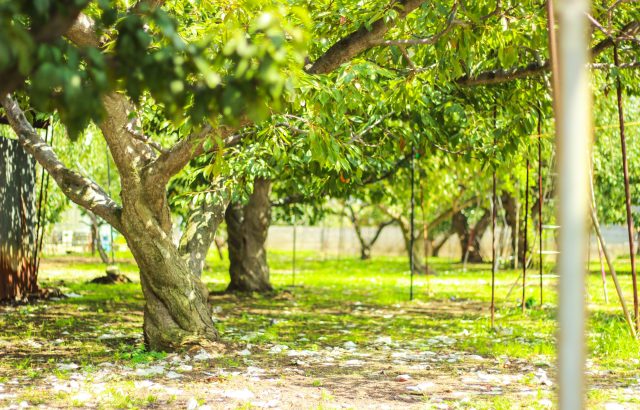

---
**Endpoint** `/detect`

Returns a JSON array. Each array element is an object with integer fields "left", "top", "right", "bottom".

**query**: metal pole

[
  {"left": 409, "top": 144, "right": 416, "bottom": 301},
  {"left": 613, "top": 44, "right": 638, "bottom": 331},
  {"left": 522, "top": 160, "right": 530, "bottom": 313},
  {"left": 421, "top": 178, "right": 430, "bottom": 296},
  {"left": 491, "top": 166, "right": 497, "bottom": 327},
  {"left": 491, "top": 109, "right": 497, "bottom": 328},
  {"left": 292, "top": 216, "right": 297, "bottom": 287},
  {"left": 538, "top": 113, "right": 544, "bottom": 307},
  {"left": 555, "top": 0, "right": 592, "bottom": 406},
  {"left": 338, "top": 205, "right": 344, "bottom": 260}
]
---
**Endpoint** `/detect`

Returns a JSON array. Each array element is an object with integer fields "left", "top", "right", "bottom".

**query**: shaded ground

[{"left": 1, "top": 253, "right": 639, "bottom": 409}]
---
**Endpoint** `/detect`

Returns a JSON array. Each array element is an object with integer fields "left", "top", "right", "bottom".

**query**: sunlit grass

[{"left": 1, "top": 250, "right": 637, "bottom": 408}]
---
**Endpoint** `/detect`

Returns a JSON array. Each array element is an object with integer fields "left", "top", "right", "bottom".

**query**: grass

[{"left": 0, "top": 250, "right": 639, "bottom": 408}]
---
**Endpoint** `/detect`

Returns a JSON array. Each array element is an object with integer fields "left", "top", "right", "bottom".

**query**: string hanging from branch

[
  {"left": 33, "top": 119, "right": 53, "bottom": 279},
  {"left": 613, "top": 43, "right": 639, "bottom": 331}
]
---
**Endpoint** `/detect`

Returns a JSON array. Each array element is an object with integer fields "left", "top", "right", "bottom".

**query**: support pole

[
  {"left": 590, "top": 198, "right": 635, "bottom": 336},
  {"left": 555, "top": 0, "right": 592, "bottom": 406},
  {"left": 409, "top": 144, "right": 416, "bottom": 301},
  {"left": 420, "top": 178, "right": 430, "bottom": 296},
  {"left": 538, "top": 113, "right": 544, "bottom": 307},
  {"left": 522, "top": 160, "right": 530, "bottom": 313},
  {"left": 338, "top": 205, "right": 344, "bottom": 260},
  {"left": 491, "top": 168, "right": 497, "bottom": 327},
  {"left": 596, "top": 235, "right": 609, "bottom": 303},
  {"left": 292, "top": 216, "right": 297, "bottom": 287},
  {"left": 613, "top": 44, "right": 639, "bottom": 331},
  {"left": 491, "top": 110, "right": 497, "bottom": 328},
  {"left": 33, "top": 121, "right": 52, "bottom": 276}
]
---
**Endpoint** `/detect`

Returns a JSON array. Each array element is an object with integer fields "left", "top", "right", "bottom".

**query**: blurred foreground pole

[{"left": 554, "top": 0, "right": 592, "bottom": 408}]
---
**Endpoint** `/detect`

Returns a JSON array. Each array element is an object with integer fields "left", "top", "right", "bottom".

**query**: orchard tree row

[{"left": 0, "top": 0, "right": 638, "bottom": 350}]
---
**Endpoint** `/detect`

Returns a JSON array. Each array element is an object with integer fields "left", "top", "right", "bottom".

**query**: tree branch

[
  {"left": 0, "top": 3, "right": 86, "bottom": 95},
  {"left": 144, "top": 120, "right": 249, "bottom": 188},
  {"left": 178, "top": 185, "right": 229, "bottom": 277},
  {"left": 306, "top": 0, "right": 428, "bottom": 74},
  {"left": 456, "top": 20, "right": 639, "bottom": 86},
  {"left": 1, "top": 94, "right": 122, "bottom": 231}
]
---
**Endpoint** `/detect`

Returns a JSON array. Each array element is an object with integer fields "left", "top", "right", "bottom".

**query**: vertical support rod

[
  {"left": 555, "top": 0, "right": 592, "bottom": 406},
  {"left": 591, "top": 175, "right": 634, "bottom": 336},
  {"left": 34, "top": 120, "right": 52, "bottom": 277},
  {"left": 421, "top": 178, "right": 430, "bottom": 296},
  {"left": 546, "top": 0, "right": 561, "bottom": 110},
  {"left": 514, "top": 196, "right": 520, "bottom": 270},
  {"left": 292, "top": 215, "right": 297, "bottom": 287},
  {"left": 491, "top": 168, "right": 497, "bottom": 327},
  {"left": 613, "top": 44, "right": 639, "bottom": 331},
  {"left": 33, "top": 124, "right": 49, "bottom": 271},
  {"left": 409, "top": 144, "right": 416, "bottom": 301},
  {"left": 522, "top": 160, "right": 530, "bottom": 313},
  {"left": 338, "top": 205, "right": 344, "bottom": 260},
  {"left": 590, "top": 170, "right": 609, "bottom": 304},
  {"left": 538, "top": 113, "right": 544, "bottom": 306},
  {"left": 491, "top": 108, "right": 497, "bottom": 328}
]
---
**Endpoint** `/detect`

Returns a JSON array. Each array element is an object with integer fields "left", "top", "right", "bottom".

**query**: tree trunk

[
  {"left": 0, "top": 138, "right": 38, "bottom": 301},
  {"left": 225, "top": 178, "right": 273, "bottom": 293},
  {"left": 178, "top": 190, "right": 228, "bottom": 277},
  {"left": 502, "top": 192, "right": 526, "bottom": 268},
  {"left": 87, "top": 211, "right": 110, "bottom": 264},
  {"left": 432, "top": 231, "right": 452, "bottom": 257},
  {"left": 452, "top": 210, "right": 490, "bottom": 263},
  {"left": 119, "top": 200, "right": 218, "bottom": 351}
]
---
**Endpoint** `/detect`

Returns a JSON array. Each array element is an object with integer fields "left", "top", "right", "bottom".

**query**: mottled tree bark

[
  {"left": 0, "top": 138, "right": 37, "bottom": 301},
  {"left": 119, "top": 195, "right": 218, "bottom": 351},
  {"left": 226, "top": 178, "right": 273, "bottom": 293},
  {"left": 178, "top": 189, "right": 229, "bottom": 278}
]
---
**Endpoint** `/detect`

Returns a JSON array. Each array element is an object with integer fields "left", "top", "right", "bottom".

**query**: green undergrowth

[{"left": 0, "top": 251, "right": 638, "bottom": 408}]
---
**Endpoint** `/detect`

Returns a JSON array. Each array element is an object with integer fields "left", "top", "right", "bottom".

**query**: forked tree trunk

[
  {"left": 120, "top": 201, "right": 218, "bottom": 351},
  {"left": 452, "top": 210, "right": 491, "bottom": 263},
  {"left": 0, "top": 138, "right": 37, "bottom": 301},
  {"left": 225, "top": 178, "right": 273, "bottom": 293},
  {"left": 347, "top": 205, "right": 393, "bottom": 261}
]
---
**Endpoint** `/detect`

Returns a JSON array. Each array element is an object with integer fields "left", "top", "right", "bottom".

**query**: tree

[
  {"left": 1, "top": 1, "right": 307, "bottom": 350},
  {"left": 0, "top": 138, "right": 37, "bottom": 301},
  {"left": 3, "top": 0, "right": 637, "bottom": 351},
  {"left": 226, "top": 178, "right": 273, "bottom": 292}
]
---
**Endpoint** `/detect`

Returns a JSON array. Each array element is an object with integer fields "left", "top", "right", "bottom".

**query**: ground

[{"left": 1, "top": 252, "right": 639, "bottom": 409}]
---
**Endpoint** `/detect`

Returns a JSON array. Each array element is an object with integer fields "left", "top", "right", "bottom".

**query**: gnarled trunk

[
  {"left": 226, "top": 178, "right": 273, "bottom": 293},
  {"left": 120, "top": 199, "right": 218, "bottom": 351},
  {"left": 0, "top": 138, "right": 37, "bottom": 301}
]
